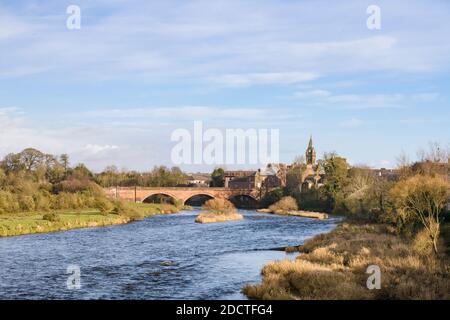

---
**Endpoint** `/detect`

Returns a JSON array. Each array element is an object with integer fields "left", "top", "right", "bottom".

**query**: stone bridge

[{"left": 104, "top": 187, "right": 261, "bottom": 205}]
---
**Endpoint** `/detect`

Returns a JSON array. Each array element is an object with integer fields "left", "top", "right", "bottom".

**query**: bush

[
  {"left": 19, "top": 195, "right": 35, "bottom": 212},
  {"left": 112, "top": 201, "right": 144, "bottom": 221},
  {"left": 202, "top": 198, "right": 236, "bottom": 215},
  {"left": 0, "top": 191, "right": 20, "bottom": 213},
  {"left": 51, "top": 192, "right": 79, "bottom": 210},
  {"left": 389, "top": 174, "right": 449, "bottom": 254},
  {"left": 54, "top": 178, "right": 93, "bottom": 193},
  {"left": 33, "top": 191, "right": 52, "bottom": 211},
  {"left": 269, "top": 196, "right": 298, "bottom": 213},
  {"left": 43, "top": 212, "right": 60, "bottom": 222},
  {"left": 412, "top": 228, "right": 434, "bottom": 256},
  {"left": 94, "top": 197, "right": 113, "bottom": 215}
]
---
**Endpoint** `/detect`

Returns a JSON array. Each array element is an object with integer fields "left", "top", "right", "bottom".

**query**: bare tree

[
  {"left": 390, "top": 175, "right": 449, "bottom": 254},
  {"left": 417, "top": 142, "right": 448, "bottom": 163}
]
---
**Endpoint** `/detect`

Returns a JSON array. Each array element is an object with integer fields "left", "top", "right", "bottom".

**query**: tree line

[{"left": 0, "top": 148, "right": 189, "bottom": 215}]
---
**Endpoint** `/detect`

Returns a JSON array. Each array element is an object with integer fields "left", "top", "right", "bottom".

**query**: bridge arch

[
  {"left": 228, "top": 194, "right": 259, "bottom": 209},
  {"left": 143, "top": 193, "right": 178, "bottom": 204},
  {"left": 184, "top": 194, "right": 215, "bottom": 206}
]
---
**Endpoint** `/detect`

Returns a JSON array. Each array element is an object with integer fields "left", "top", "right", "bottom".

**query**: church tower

[{"left": 305, "top": 135, "right": 316, "bottom": 165}]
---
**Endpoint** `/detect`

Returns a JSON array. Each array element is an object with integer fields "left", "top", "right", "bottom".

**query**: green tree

[
  {"left": 210, "top": 168, "right": 225, "bottom": 187},
  {"left": 71, "top": 164, "right": 93, "bottom": 180},
  {"left": 285, "top": 164, "right": 304, "bottom": 195},
  {"left": 322, "top": 153, "right": 349, "bottom": 210}
]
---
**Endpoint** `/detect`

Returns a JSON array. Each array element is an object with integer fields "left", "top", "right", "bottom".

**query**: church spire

[
  {"left": 308, "top": 135, "right": 313, "bottom": 148},
  {"left": 306, "top": 135, "right": 316, "bottom": 165}
]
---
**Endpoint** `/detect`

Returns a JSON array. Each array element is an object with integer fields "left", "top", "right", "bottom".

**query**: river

[{"left": 0, "top": 209, "right": 338, "bottom": 299}]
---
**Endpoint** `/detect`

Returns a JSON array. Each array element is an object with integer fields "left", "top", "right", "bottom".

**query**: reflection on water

[{"left": 0, "top": 209, "right": 338, "bottom": 299}]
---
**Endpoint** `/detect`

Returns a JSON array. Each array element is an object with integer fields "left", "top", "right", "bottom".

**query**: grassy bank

[
  {"left": 243, "top": 221, "right": 450, "bottom": 300},
  {"left": 0, "top": 203, "right": 182, "bottom": 237}
]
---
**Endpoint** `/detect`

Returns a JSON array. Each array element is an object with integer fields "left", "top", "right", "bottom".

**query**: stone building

[{"left": 224, "top": 136, "right": 324, "bottom": 192}]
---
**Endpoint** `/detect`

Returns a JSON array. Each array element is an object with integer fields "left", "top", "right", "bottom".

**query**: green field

[{"left": 0, "top": 203, "right": 180, "bottom": 237}]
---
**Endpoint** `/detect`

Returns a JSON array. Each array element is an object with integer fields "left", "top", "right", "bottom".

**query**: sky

[{"left": 0, "top": 0, "right": 449, "bottom": 172}]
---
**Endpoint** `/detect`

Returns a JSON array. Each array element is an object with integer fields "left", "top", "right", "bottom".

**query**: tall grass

[{"left": 243, "top": 223, "right": 450, "bottom": 300}]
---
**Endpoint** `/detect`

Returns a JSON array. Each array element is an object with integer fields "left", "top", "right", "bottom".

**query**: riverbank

[
  {"left": 243, "top": 221, "right": 450, "bottom": 300},
  {"left": 0, "top": 203, "right": 181, "bottom": 237}
]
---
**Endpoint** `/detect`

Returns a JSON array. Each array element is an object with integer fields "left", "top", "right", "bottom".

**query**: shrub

[
  {"left": 268, "top": 196, "right": 298, "bottom": 213},
  {"left": 202, "top": 198, "right": 236, "bottom": 215},
  {"left": 389, "top": 174, "right": 449, "bottom": 254},
  {"left": 112, "top": 201, "right": 144, "bottom": 221},
  {"left": 33, "top": 191, "right": 52, "bottom": 211},
  {"left": 0, "top": 191, "right": 20, "bottom": 213},
  {"left": 412, "top": 228, "right": 434, "bottom": 256},
  {"left": 95, "top": 197, "right": 113, "bottom": 215},
  {"left": 54, "top": 178, "right": 93, "bottom": 193},
  {"left": 43, "top": 212, "right": 60, "bottom": 222},
  {"left": 19, "top": 195, "right": 35, "bottom": 212},
  {"left": 52, "top": 192, "right": 79, "bottom": 210}
]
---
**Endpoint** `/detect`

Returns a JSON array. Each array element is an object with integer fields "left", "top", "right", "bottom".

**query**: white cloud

[
  {"left": 2, "top": 1, "right": 450, "bottom": 81},
  {"left": 79, "top": 105, "right": 300, "bottom": 122},
  {"left": 294, "top": 90, "right": 331, "bottom": 98},
  {"left": 292, "top": 90, "right": 439, "bottom": 109},
  {"left": 339, "top": 118, "right": 363, "bottom": 128},
  {"left": 328, "top": 94, "right": 404, "bottom": 109},
  {"left": 0, "top": 106, "right": 301, "bottom": 171},
  {"left": 0, "top": 11, "right": 29, "bottom": 40},
  {"left": 84, "top": 144, "right": 119, "bottom": 155},
  {"left": 213, "top": 72, "right": 320, "bottom": 87},
  {"left": 411, "top": 92, "right": 439, "bottom": 102}
]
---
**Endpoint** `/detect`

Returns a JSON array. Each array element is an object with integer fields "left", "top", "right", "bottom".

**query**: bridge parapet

[{"left": 104, "top": 187, "right": 261, "bottom": 204}]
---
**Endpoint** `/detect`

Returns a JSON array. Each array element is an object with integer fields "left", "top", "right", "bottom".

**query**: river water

[{"left": 0, "top": 209, "right": 338, "bottom": 299}]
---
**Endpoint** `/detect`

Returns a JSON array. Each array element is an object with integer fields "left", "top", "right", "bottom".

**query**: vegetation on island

[
  {"left": 195, "top": 198, "right": 243, "bottom": 224},
  {"left": 268, "top": 196, "right": 298, "bottom": 212},
  {"left": 244, "top": 143, "right": 450, "bottom": 300},
  {"left": 0, "top": 148, "right": 183, "bottom": 237},
  {"left": 258, "top": 196, "right": 329, "bottom": 219}
]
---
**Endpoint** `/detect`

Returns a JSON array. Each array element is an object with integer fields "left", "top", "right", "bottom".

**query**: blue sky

[{"left": 0, "top": 0, "right": 449, "bottom": 171}]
